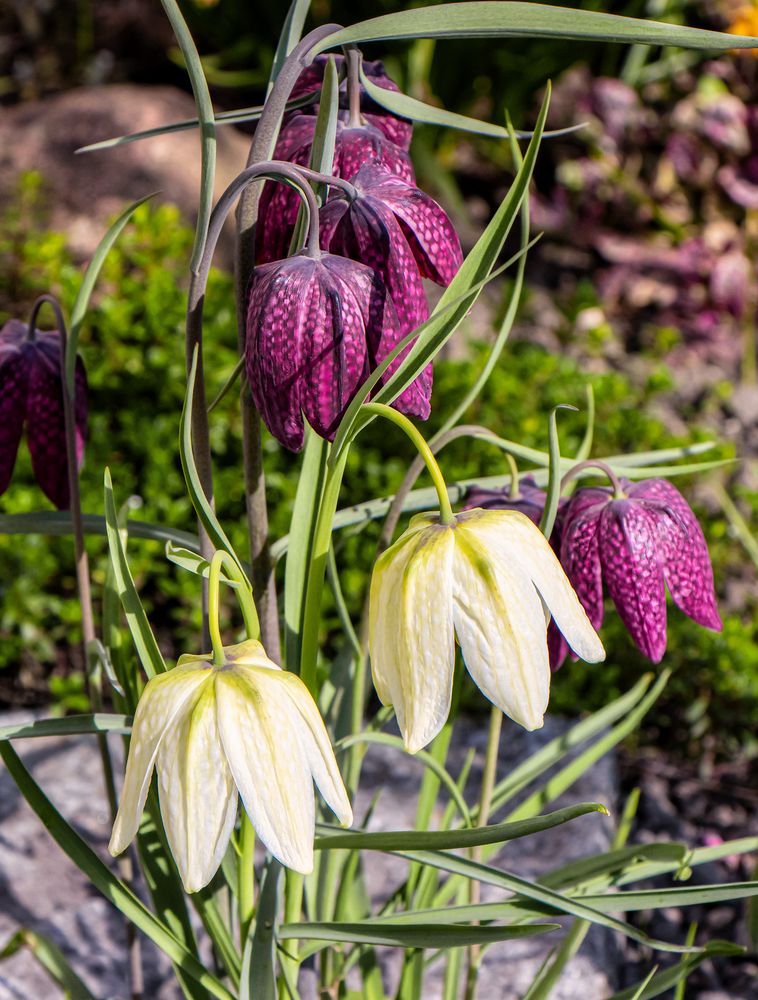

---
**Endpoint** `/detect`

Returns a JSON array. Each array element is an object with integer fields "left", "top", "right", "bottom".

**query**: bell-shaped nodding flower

[
  {"left": 369, "top": 509, "right": 605, "bottom": 753},
  {"left": 558, "top": 478, "right": 722, "bottom": 664},
  {"left": 257, "top": 118, "right": 415, "bottom": 264},
  {"left": 245, "top": 250, "right": 430, "bottom": 451},
  {"left": 287, "top": 55, "right": 413, "bottom": 150},
  {"left": 0, "top": 318, "right": 87, "bottom": 509},
  {"left": 319, "top": 164, "right": 463, "bottom": 418},
  {"left": 109, "top": 640, "right": 352, "bottom": 892},
  {"left": 463, "top": 475, "right": 559, "bottom": 526}
]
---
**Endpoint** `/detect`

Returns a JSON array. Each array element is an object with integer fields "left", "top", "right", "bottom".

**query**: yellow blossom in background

[
  {"left": 109, "top": 640, "right": 352, "bottom": 892},
  {"left": 727, "top": 2, "right": 758, "bottom": 51},
  {"left": 369, "top": 509, "right": 605, "bottom": 753}
]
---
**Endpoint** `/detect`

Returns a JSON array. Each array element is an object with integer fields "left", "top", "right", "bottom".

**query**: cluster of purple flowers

[
  {"left": 532, "top": 59, "right": 758, "bottom": 367},
  {"left": 246, "top": 55, "right": 463, "bottom": 451},
  {"left": 464, "top": 472, "right": 722, "bottom": 667}
]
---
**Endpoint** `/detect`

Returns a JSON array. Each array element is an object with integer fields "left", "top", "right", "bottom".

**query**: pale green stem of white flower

[
  {"left": 363, "top": 403, "right": 455, "bottom": 525},
  {"left": 207, "top": 550, "right": 261, "bottom": 667}
]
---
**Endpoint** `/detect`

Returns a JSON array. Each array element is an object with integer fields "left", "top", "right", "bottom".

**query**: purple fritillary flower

[
  {"left": 559, "top": 478, "right": 722, "bottom": 663},
  {"left": 319, "top": 165, "right": 463, "bottom": 417},
  {"left": 256, "top": 118, "right": 415, "bottom": 264},
  {"left": 245, "top": 252, "right": 411, "bottom": 452},
  {"left": 0, "top": 318, "right": 87, "bottom": 509},
  {"left": 287, "top": 55, "right": 413, "bottom": 150},
  {"left": 462, "top": 476, "right": 551, "bottom": 526}
]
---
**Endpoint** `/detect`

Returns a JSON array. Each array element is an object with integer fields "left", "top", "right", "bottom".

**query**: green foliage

[{"left": 0, "top": 182, "right": 755, "bottom": 751}]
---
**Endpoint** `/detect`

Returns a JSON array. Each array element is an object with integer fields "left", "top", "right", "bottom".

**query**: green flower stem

[
  {"left": 362, "top": 403, "right": 455, "bottom": 525},
  {"left": 238, "top": 813, "right": 255, "bottom": 943},
  {"left": 560, "top": 459, "right": 625, "bottom": 499},
  {"left": 206, "top": 550, "right": 261, "bottom": 664},
  {"left": 300, "top": 448, "right": 350, "bottom": 694},
  {"left": 504, "top": 452, "right": 521, "bottom": 499},
  {"left": 207, "top": 553, "right": 227, "bottom": 667},
  {"left": 345, "top": 46, "right": 363, "bottom": 127},
  {"left": 234, "top": 24, "right": 341, "bottom": 660},
  {"left": 464, "top": 705, "right": 503, "bottom": 1000}
]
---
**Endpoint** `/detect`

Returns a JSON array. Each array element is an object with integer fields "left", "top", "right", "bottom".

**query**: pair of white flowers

[{"left": 111, "top": 509, "right": 603, "bottom": 892}]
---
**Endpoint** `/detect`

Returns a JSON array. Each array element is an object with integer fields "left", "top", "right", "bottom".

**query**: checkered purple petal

[
  {"left": 629, "top": 478, "right": 722, "bottom": 632},
  {"left": 359, "top": 167, "right": 463, "bottom": 285},
  {"left": 559, "top": 488, "right": 609, "bottom": 632},
  {"left": 25, "top": 333, "right": 87, "bottom": 510},
  {"left": 599, "top": 500, "right": 668, "bottom": 663},
  {"left": 0, "top": 323, "right": 28, "bottom": 497}
]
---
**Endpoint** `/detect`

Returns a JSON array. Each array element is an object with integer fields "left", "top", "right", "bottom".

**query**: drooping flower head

[
  {"left": 558, "top": 477, "right": 722, "bottom": 663},
  {"left": 109, "top": 640, "right": 352, "bottom": 892},
  {"left": 0, "top": 318, "right": 87, "bottom": 509},
  {"left": 287, "top": 54, "right": 413, "bottom": 150},
  {"left": 245, "top": 250, "right": 427, "bottom": 451},
  {"left": 369, "top": 508, "right": 605, "bottom": 752},
  {"left": 318, "top": 164, "right": 463, "bottom": 418},
  {"left": 257, "top": 118, "right": 414, "bottom": 264},
  {"left": 463, "top": 475, "right": 554, "bottom": 525}
]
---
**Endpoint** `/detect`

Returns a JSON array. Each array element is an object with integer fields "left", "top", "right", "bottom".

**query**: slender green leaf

[
  {"left": 580, "top": 882, "right": 758, "bottom": 912},
  {"left": 360, "top": 66, "right": 581, "bottom": 140},
  {"left": 0, "top": 714, "right": 131, "bottom": 741},
  {"left": 270, "top": 0, "right": 314, "bottom": 86},
  {"left": 367, "top": 846, "right": 700, "bottom": 953},
  {"left": 335, "top": 732, "right": 472, "bottom": 828},
  {"left": 278, "top": 921, "right": 559, "bottom": 949},
  {"left": 330, "top": 87, "right": 550, "bottom": 461},
  {"left": 67, "top": 194, "right": 155, "bottom": 393},
  {"left": 503, "top": 671, "right": 671, "bottom": 822},
  {"left": 541, "top": 843, "right": 687, "bottom": 891},
  {"left": 539, "top": 404, "right": 576, "bottom": 537},
  {"left": 313, "top": 3, "right": 758, "bottom": 52},
  {"left": 242, "top": 859, "right": 282, "bottom": 1000},
  {"left": 315, "top": 803, "right": 605, "bottom": 852},
  {"left": 159, "top": 0, "right": 215, "bottom": 271},
  {"left": 75, "top": 95, "right": 317, "bottom": 154},
  {"left": 605, "top": 942, "right": 743, "bottom": 1000},
  {"left": 165, "top": 542, "right": 243, "bottom": 587},
  {"left": 0, "top": 743, "right": 233, "bottom": 1000},
  {"left": 0, "top": 928, "right": 96, "bottom": 1000},
  {"left": 180, "top": 349, "right": 247, "bottom": 579},
  {"left": 104, "top": 469, "right": 167, "bottom": 678},
  {"left": 0, "top": 511, "right": 200, "bottom": 550}
]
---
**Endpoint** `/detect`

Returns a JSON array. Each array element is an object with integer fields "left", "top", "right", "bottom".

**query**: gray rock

[
  {"left": 0, "top": 710, "right": 620, "bottom": 999},
  {"left": 0, "top": 84, "right": 251, "bottom": 264}
]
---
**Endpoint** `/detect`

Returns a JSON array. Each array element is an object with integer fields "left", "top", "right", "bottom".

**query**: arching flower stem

[
  {"left": 505, "top": 452, "right": 521, "bottom": 500},
  {"left": 362, "top": 402, "right": 455, "bottom": 525},
  {"left": 345, "top": 47, "right": 363, "bottom": 128},
  {"left": 560, "top": 459, "right": 626, "bottom": 499},
  {"left": 207, "top": 550, "right": 261, "bottom": 667}
]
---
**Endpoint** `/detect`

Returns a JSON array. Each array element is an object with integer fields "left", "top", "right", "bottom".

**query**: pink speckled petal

[
  {"left": 559, "top": 488, "right": 608, "bottom": 631},
  {"left": 25, "top": 334, "right": 87, "bottom": 510},
  {"left": 547, "top": 620, "right": 570, "bottom": 672},
  {"left": 298, "top": 256, "right": 373, "bottom": 440},
  {"left": 0, "top": 342, "right": 28, "bottom": 497},
  {"left": 362, "top": 168, "right": 463, "bottom": 285},
  {"left": 629, "top": 479, "right": 722, "bottom": 633},
  {"left": 245, "top": 258, "right": 313, "bottom": 451},
  {"left": 599, "top": 501, "right": 668, "bottom": 663},
  {"left": 336, "top": 126, "right": 415, "bottom": 184}
]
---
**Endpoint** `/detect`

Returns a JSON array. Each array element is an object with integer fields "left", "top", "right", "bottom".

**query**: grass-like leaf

[{"left": 313, "top": 3, "right": 758, "bottom": 52}]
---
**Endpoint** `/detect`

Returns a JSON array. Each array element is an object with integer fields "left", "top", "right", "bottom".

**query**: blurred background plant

[{"left": 0, "top": 0, "right": 757, "bottom": 761}]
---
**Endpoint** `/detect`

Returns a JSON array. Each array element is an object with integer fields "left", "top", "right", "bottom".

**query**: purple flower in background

[
  {"left": 257, "top": 118, "right": 415, "bottom": 264},
  {"left": 245, "top": 251, "right": 432, "bottom": 452},
  {"left": 463, "top": 476, "right": 551, "bottom": 526},
  {"left": 558, "top": 478, "right": 722, "bottom": 663},
  {"left": 319, "top": 164, "right": 463, "bottom": 416},
  {"left": 287, "top": 55, "right": 413, "bottom": 150},
  {"left": 0, "top": 318, "right": 87, "bottom": 510}
]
